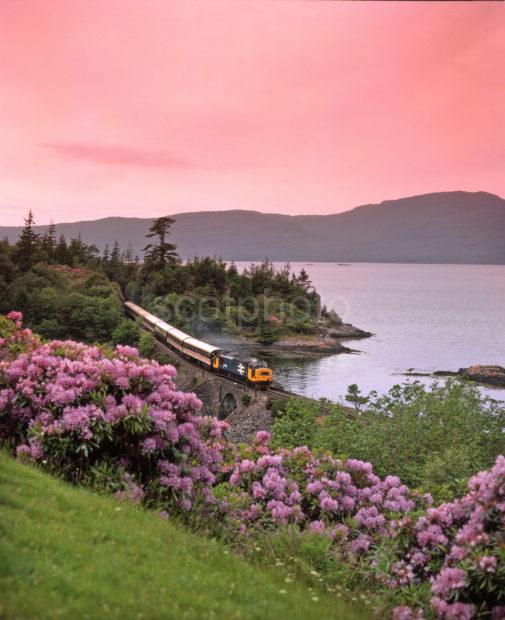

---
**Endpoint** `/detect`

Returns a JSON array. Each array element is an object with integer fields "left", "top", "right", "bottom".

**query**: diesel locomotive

[{"left": 124, "top": 301, "right": 273, "bottom": 388}]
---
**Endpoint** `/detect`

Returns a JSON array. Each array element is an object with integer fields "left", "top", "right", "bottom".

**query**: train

[{"left": 124, "top": 301, "right": 273, "bottom": 388}]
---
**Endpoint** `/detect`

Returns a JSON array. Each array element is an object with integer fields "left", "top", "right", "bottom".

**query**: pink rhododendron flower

[
  {"left": 393, "top": 606, "right": 424, "bottom": 620},
  {"left": 255, "top": 430, "right": 270, "bottom": 444},
  {"left": 478, "top": 555, "right": 497, "bottom": 573}
]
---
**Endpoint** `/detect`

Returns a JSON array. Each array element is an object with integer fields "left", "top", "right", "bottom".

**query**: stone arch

[{"left": 220, "top": 392, "right": 238, "bottom": 419}]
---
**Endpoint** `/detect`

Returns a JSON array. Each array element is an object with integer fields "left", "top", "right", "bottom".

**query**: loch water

[{"left": 237, "top": 262, "right": 505, "bottom": 403}]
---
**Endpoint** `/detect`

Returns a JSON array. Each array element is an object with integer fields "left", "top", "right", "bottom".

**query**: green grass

[{"left": 0, "top": 453, "right": 367, "bottom": 620}]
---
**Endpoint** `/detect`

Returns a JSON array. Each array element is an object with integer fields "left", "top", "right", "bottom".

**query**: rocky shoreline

[
  {"left": 203, "top": 320, "right": 372, "bottom": 360},
  {"left": 234, "top": 322, "right": 371, "bottom": 360},
  {"left": 433, "top": 365, "right": 505, "bottom": 389},
  {"left": 261, "top": 323, "right": 372, "bottom": 359},
  {"left": 403, "top": 365, "right": 505, "bottom": 389}
]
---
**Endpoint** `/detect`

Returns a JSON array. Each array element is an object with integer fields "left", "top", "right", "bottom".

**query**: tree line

[{"left": 2, "top": 211, "right": 325, "bottom": 344}]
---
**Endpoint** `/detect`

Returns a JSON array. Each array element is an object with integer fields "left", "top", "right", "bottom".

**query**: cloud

[{"left": 41, "top": 142, "right": 193, "bottom": 170}]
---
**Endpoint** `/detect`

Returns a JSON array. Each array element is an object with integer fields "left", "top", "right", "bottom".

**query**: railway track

[{"left": 266, "top": 385, "right": 302, "bottom": 400}]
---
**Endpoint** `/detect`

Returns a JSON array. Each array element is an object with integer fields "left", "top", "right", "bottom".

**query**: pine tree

[
  {"left": 124, "top": 243, "right": 134, "bottom": 263},
  {"left": 14, "top": 210, "right": 40, "bottom": 271},
  {"left": 110, "top": 240, "right": 121, "bottom": 265},
  {"left": 54, "top": 234, "right": 73, "bottom": 266},
  {"left": 41, "top": 220, "right": 57, "bottom": 262},
  {"left": 228, "top": 261, "right": 238, "bottom": 278},
  {"left": 143, "top": 216, "right": 178, "bottom": 270},
  {"left": 107, "top": 240, "right": 122, "bottom": 280},
  {"left": 297, "top": 268, "right": 311, "bottom": 291},
  {"left": 0, "top": 239, "right": 15, "bottom": 284},
  {"left": 48, "top": 221, "right": 56, "bottom": 243}
]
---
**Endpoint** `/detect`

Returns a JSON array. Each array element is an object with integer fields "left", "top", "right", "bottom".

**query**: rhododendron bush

[
  {"left": 388, "top": 456, "right": 505, "bottom": 619},
  {"left": 0, "top": 312, "right": 504, "bottom": 619},
  {"left": 0, "top": 312, "right": 226, "bottom": 510}
]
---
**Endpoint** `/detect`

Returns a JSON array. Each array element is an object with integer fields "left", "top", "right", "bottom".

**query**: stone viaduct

[{"left": 153, "top": 340, "right": 279, "bottom": 442}]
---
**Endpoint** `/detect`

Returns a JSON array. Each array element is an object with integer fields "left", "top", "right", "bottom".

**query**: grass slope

[{"left": 0, "top": 454, "right": 365, "bottom": 620}]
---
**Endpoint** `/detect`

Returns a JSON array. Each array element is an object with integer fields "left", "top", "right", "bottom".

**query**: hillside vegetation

[
  {"left": 132, "top": 257, "right": 324, "bottom": 343},
  {"left": 0, "top": 453, "right": 364, "bottom": 620},
  {"left": 2, "top": 263, "right": 122, "bottom": 342},
  {"left": 1, "top": 312, "right": 504, "bottom": 619},
  {"left": 270, "top": 382, "right": 505, "bottom": 502}
]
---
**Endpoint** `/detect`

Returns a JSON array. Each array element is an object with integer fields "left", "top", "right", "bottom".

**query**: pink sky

[{"left": 1, "top": 1, "right": 504, "bottom": 225}]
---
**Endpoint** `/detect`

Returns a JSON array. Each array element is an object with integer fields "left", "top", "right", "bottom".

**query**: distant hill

[{"left": 1, "top": 191, "right": 504, "bottom": 263}]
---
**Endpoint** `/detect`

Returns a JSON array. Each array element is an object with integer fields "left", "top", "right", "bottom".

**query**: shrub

[
  {"left": 0, "top": 314, "right": 226, "bottom": 512},
  {"left": 111, "top": 318, "right": 141, "bottom": 346},
  {"left": 139, "top": 330, "right": 157, "bottom": 358},
  {"left": 213, "top": 432, "right": 429, "bottom": 545},
  {"left": 241, "top": 393, "right": 252, "bottom": 406},
  {"left": 272, "top": 384, "right": 505, "bottom": 502},
  {"left": 4, "top": 264, "right": 123, "bottom": 343},
  {"left": 266, "top": 396, "right": 287, "bottom": 418},
  {"left": 325, "top": 309, "right": 343, "bottom": 327},
  {"left": 0, "top": 311, "right": 39, "bottom": 360},
  {"left": 385, "top": 457, "right": 505, "bottom": 619},
  {"left": 270, "top": 398, "right": 321, "bottom": 449}
]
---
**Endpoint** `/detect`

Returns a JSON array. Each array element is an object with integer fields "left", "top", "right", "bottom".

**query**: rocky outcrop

[
  {"left": 267, "top": 335, "right": 352, "bottom": 356},
  {"left": 328, "top": 323, "right": 372, "bottom": 339},
  {"left": 214, "top": 322, "right": 371, "bottom": 361},
  {"left": 458, "top": 365, "right": 505, "bottom": 388},
  {"left": 263, "top": 323, "right": 371, "bottom": 359},
  {"left": 434, "top": 365, "right": 505, "bottom": 388}
]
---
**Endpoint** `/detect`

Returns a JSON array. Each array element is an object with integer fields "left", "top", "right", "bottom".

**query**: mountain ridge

[{"left": 1, "top": 191, "right": 504, "bottom": 264}]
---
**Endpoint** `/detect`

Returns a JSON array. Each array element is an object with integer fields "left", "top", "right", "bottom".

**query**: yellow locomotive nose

[
  {"left": 257, "top": 368, "right": 273, "bottom": 381},
  {"left": 246, "top": 366, "right": 272, "bottom": 383}
]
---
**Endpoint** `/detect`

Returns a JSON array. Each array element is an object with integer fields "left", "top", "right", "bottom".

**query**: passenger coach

[{"left": 124, "top": 301, "right": 272, "bottom": 388}]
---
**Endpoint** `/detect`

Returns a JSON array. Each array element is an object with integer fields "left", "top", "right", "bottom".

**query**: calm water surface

[{"left": 238, "top": 263, "right": 505, "bottom": 402}]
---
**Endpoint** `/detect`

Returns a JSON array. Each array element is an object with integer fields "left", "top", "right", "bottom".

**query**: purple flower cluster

[
  {"left": 0, "top": 314, "right": 226, "bottom": 511},
  {"left": 215, "top": 432, "right": 427, "bottom": 556},
  {"left": 390, "top": 457, "right": 505, "bottom": 619},
  {"left": 0, "top": 311, "right": 38, "bottom": 361}
]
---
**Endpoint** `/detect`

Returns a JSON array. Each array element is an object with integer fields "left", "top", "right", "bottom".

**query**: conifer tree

[
  {"left": 48, "top": 221, "right": 56, "bottom": 243},
  {"left": 103, "top": 243, "right": 110, "bottom": 263},
  {"left": 124, "top": 243, "right": 134, "bottom": 263},
  {"left": 143, "top": 216, "right": 178, "bottom": 270},
  {"left": 110, "top": 240, "right": 121, "bottom": 265},
  {"left": 14, "top": 210, "right": 40, "bottom": 271},
  {"left": 0, "top": 239, "right": 15, "bottom": 285},
  {"left": 41, "top": 220, "right": 57, "bottom": 262},
  {"left": 54, "top": 234, "right": 73, "bottom": 266},
  {"left": 107, "top": 240, "right": 122, "bottom": 281},
  {"left": 296, "top": 267, "right": 311, "bottom": 291}
]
